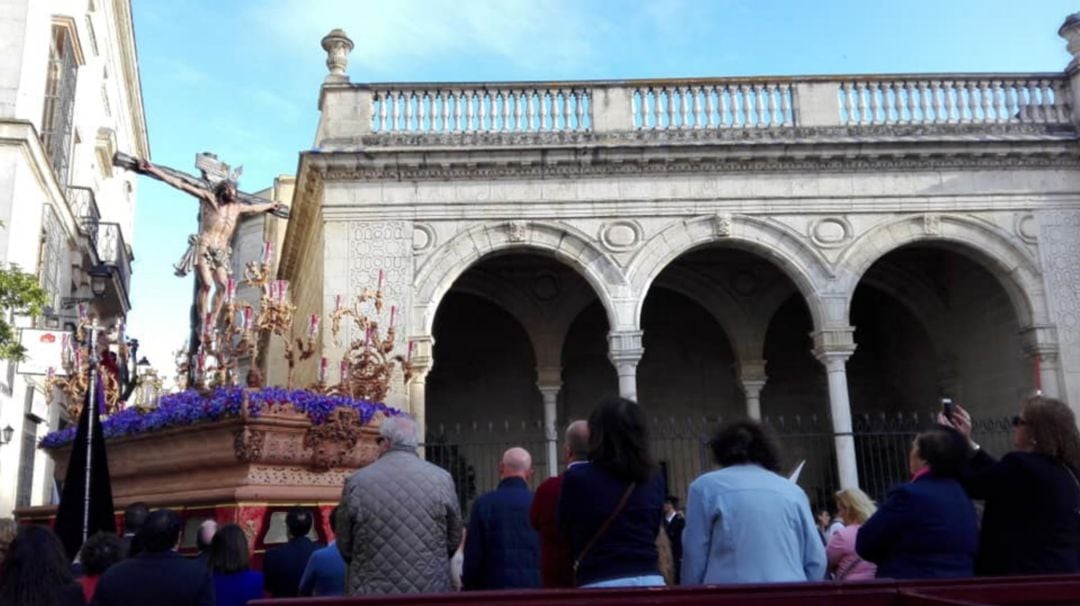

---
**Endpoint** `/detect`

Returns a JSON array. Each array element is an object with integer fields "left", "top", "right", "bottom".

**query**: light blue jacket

[{"left": 681, "top": 464, "right": 827, "bottom": 584}]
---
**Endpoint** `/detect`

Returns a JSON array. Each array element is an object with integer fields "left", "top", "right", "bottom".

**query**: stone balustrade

[
  {"left": 835, "top": 75, "right": 1071, "bottom": 125},
  {"left": 331, "top": 73, "right": 1073, "bottom": 139},
  {"left": 370, "top": 84, "right": 591, "bottom": 133}
]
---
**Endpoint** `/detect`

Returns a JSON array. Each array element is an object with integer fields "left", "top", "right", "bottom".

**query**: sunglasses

[{"left": 1011, "top": 415, "right": 1028, "bottom": 427}]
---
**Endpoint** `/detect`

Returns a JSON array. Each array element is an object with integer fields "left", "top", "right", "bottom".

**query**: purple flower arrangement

[{"left": 39, "top": 387, "right": 401, "bottom": 449}]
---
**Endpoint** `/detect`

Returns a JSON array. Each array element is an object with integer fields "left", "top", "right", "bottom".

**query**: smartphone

[{"left": 941, "top": 397, "right": 955, "bottom": 419}]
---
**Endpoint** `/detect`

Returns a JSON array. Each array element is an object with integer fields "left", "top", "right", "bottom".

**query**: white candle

[
  {"left": 389, "top": 305, "right": 396, "bottom": 327},
  {"left": 377, "top": 269, "right": 384, "bottom": 291},
  {"left": 243, "top": 307, "right": 253, "bottom": 331},
  {"left": 225, "top": 278, "right": 236, "bottom": 303},
  {"left": 279, "top": 280, "right": 289, "bottom": 301},
  {"left": 308, "top": 313, "right": 320, "bottom": 338},
  {"left": 339, "top": 359, "right": 349, "bottom": 383},
  {"left": 262, "top": 241, "right": 273, "bottom": 265},
  {"left": 319, "top": 357, "right": 328, "bottom": 384}
]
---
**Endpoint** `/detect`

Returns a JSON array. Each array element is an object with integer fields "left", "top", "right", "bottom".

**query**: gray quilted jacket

[{"left": 336, "top": 446, "right": 463, "bottom": 595}]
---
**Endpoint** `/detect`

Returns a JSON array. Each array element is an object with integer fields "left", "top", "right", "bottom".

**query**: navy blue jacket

[
  {"left": 557, "top": 462, "right": 665, "bottom": 587},
  {"left": 856, "top": 473, "right": 978, "bottom": 579},
  {"left": 963, "top": 450, "right": 1080, "bottom": 576},
  {"left": 463, "top": 477, "right": 541, "bottom": 590},
  {"left": 90, "top": 551, "right": 214, "bottom": 606},
  {"left": 263, "top": 536, "right": 319, "bottom": 597}
]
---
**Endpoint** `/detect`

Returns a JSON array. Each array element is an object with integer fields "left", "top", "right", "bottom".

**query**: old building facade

[
  {"left": 0, "top": 0, "right": 146, "bottom": 514},
  {"left": 278, "top": 20, "right": 1080, "bottom": 501}
]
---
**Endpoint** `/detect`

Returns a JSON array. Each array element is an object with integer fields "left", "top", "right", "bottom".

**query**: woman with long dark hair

[
  {"left": 681, "top": 419, "right": 826, "bottom": 584},
  {"left": 0, "top": 525, "right": 85, "bottom": 606},
  {"left": 945, "top": 396, "right": 1080, "bottom": 575},
  {"left": 210, "top": 524, "right": 264, "bottom": 606},
  {"left": 856, "top": 425, "right": 978, "bottom": 579},
  {"left": 557, "top": 397, "right": 666, "bottom": 588}
]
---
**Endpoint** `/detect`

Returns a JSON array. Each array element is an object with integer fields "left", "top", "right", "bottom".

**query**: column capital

[
  {"left": 608, "top": 330, "right": 644, "bottom": 364},
  {"left": 1020, "top": 324, "right": 1060, "bottom": 358},
  {"left": 536, "top": 365, "right": 563, "bottom": 395},
  {"left": 406, "top": 335, "right": 435, "bottom": 382},
  {"left": 812, "top": 327, "right": 856, "bottom": 365},
  {"left": 737, "top": 359, "right": 768, "bottom": 383}
]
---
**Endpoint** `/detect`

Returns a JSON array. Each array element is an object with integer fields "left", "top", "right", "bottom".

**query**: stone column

[
  {"left": 608, "top": 330, "right": 644, "bottom": 402},
  {"left": 536, "top": 366, "right": 562, "bottom": 479},
  {"left": 407, "top": 336, "right": 434, "bottom": 439},
  {"left": 1021, "top": 326, "right": 1063, "bottom": 398},
  {"left": 813, "top": 328, "right": 859, "bottom": 490},
  {"left": 737, "top": 360, "right": 768, "bottom": 420}
]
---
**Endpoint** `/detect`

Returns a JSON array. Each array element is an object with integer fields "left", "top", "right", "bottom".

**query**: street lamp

[
  {"left": 1, "top": 425, "right": 14, "bottom": 446},
  {"left": 89, "top": 264, "right": 112, "bottom": 297}
]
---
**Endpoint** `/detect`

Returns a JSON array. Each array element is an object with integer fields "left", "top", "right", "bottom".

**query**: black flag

[{"left": 54, "top": 375, "right": 115, "bottom": 561}]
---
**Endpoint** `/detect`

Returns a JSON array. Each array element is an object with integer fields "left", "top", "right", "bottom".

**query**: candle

[
  {"left": 204, "top": 312, "right": 213, "bottom": 335},
  {"left": 364, "top": 325, "right": 372, "bottom": 346},
  {"left": 389, "top": 305, "right": 396, "bottom": 327},
  {"left": 225, "top": 278, "right": 236, "bottom": 303},
  {"left": 262, "top": 241, "right": 273, "bottom": 265},
  {"left": 242, "top": 307, "right": 253, "bottom": 331},
  {"left": 334, "top": 294, "right": 343, "bottom": 312},
  {"left": 407, "top": 340, "right": 415, "bottom": 362},
  {"left": 75, "top": 349, "right": 84, "bottom": 368},
  {"left": 339, "top": 359, "right": 349, "bottom": 383},
  {"left": 319, "top": 357, "right": 328, "bottom": 384},
  {"left": 377, "top": 269, "right": 384, "bottom": 291},
  {"left": 308, "top": 313, "right": 320, "bottom": 338},
  {"left": 279, "top": 280, "right": 289, "bottom": 302}
]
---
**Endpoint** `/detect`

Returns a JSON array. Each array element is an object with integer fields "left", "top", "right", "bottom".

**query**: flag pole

[{"left": 82, "top": 318, "right": 99, "bottom": 545}]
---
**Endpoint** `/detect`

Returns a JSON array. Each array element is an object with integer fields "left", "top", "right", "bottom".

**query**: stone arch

[
  {"left": 836, "top": 214, "right": 1049, "bottom": 330},
  {"left": 627, "top": 215, "right": 835, "bottom": 331},
  {"left": 412, "top": 220, "right": 629, "bottom": 336},
  {"left": 452, "top": 269, "right": 599, "bottom": 371}
]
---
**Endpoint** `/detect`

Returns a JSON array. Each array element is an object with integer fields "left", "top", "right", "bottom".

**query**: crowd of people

[{"left": 0, "top": 394, "right": 1076, "bottom": 604}]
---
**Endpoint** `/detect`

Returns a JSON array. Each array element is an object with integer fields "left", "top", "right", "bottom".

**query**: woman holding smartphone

[{"left": 944, "top": 396, "right": 1080, "bottom": 576}]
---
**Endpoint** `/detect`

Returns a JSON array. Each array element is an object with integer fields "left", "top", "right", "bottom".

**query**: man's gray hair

[{"left": 380, "top": 415, "right": 420, "bottom": 448}]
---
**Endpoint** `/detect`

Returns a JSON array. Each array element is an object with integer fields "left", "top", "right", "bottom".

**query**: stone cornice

[
  {"left": 322, "top": 123, "right": 1077, "bottom": 151},
  {"left": 0, "top": 120, "right": 80, "bottom": 244},
  {"left": 304, "top": 124, "right": 1080, "bottom": 182}
]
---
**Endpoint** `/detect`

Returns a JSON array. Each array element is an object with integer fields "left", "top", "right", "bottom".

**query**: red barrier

[{"left": 250, "top": 575, "right": 1080, "bottom": 606}]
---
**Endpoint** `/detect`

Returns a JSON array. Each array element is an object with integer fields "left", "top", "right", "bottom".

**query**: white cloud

[{"left": 250, "top": 0, "right": 603, "bottom": 77}]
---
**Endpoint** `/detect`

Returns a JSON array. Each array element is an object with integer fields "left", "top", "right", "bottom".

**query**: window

[
  {"left": 41, "top": 26, "right": 79, "bottom": 186},
  {"left": 38, "top": 206, "right": 63, "bottom": 311}
]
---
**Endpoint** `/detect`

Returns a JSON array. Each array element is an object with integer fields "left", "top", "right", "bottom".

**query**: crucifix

[{"left": 113, "top": 151, "right": 289, "bottom": 341}]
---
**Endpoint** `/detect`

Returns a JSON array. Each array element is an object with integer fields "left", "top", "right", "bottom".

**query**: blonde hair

[{"left": 834, "top": 488, "right": 877, "bottom": 525}]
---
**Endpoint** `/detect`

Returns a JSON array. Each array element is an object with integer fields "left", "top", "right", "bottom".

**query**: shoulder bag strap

[{"left": 573, "top": 483, "right": 636, "bottom": 581}]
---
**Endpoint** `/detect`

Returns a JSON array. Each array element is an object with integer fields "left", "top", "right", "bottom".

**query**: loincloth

[{"left": 174, "top": 235, "right": 232, "bottom": 277}]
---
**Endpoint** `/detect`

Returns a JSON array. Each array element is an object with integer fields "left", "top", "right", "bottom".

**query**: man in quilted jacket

[{"left": 336, "top": 416, "right": 463, "bottom": 595}]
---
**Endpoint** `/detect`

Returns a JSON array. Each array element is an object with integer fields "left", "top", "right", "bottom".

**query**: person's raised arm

[
  {"left": 136, "top": 158, "right": 215, "bottom": 203},
  {"left": 239, "top": 200, "right": 287, "bottom": 216}
]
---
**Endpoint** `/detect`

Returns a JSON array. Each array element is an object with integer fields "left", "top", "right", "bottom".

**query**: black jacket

[
  {"left": 263, "top": 536, "right": 319, "bottom": 597},
  {"left": 463, "top": 477, "right": 541, "bottom": 590},
  {"left": 90, "top": 551, "right": 214, "bottom": 606},
  {"left": 963, "top": 449, "right": 1080, "bottom": 576}
]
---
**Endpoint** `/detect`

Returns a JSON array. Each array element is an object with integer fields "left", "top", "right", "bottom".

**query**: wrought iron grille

[
  {"left": 424, "top": 412, "right": 1015, "bottom": 516},
  {"left": 41, "top": 26, "right": 78, "bottom": 187},
  {"left": 38, "top": 206, "right": 64, "bottom": 311}
]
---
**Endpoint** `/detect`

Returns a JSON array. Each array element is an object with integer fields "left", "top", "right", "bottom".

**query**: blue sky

[{"left": 125, "top": 0, "right": 1078, "bottom": 378}]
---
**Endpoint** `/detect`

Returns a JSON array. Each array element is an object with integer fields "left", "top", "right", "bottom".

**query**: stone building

[
  {"left": 276, "top": 20, "right": 1080, "bottom": 501},
  {"left": 0, "top": 0, "right": 146, "bottom": 514}
]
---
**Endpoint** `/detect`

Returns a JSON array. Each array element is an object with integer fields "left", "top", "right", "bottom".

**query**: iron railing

[
  {"left": 89, "top": 221, "right": 132, "bottom": 304},
  {"left": 425, "top": 412, "right": 1014, "bottom": 515},
  {"left": 65, "top": 186, "right": 101, "bottom": 233}
]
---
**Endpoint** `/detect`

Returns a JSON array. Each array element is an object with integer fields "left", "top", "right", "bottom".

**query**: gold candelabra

[
  {"left": 44, "top": 314, "right": 125, "bottom": 419},
  {"left": 328, "top": 285, "right": 412, "bottom": 403}
]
